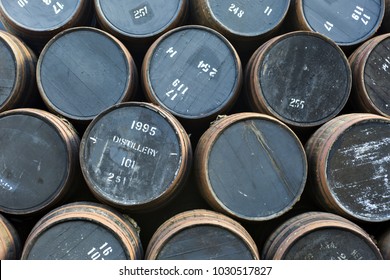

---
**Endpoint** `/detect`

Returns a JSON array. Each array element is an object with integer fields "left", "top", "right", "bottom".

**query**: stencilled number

[
  {"left": 166, "top": 47, "right": 178, "bottom": 58},
  {"left": 289, "top": 98, "right": 305, "bottom": 109},
  {"left": 165, "top": 79, "right": 189, "bottom": 101},
  {"left": 18, "top": 0, "right": 28, "bottom": 8},
  {"left": 264, "top": 6, "right": 273, "bottom": 16},
  {"left": 351, "top": 6, "right": 371, "bottom": 25},
  {"left": 87, "top": 242, "right": 113, "bottom": 260},
  {"left": 228, "top": 3, "right": 244, "bottom": 18},
  {"left": 53, "top": 2, "right": 64, "bottom": 14},
  {"left": 134, "top": 5, "right": 148, "bottom": 19},
  {"left": 198, "top": 61, "right": 218, "bottom": 78},
  {"left": 324, "top": 21, "right": 334, "bottom": 32}
]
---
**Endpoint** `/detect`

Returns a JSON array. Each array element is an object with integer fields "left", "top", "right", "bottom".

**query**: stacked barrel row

[{"left": 0, "top": 0, "right": 389, "bottom": 260}]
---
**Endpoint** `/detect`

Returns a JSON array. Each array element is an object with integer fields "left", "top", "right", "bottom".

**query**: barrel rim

[
  {"left": 0, "top": 108, "right": 77, "bottom": 215},
  {"left": 263, "top": 211, "right": 383, "bottom": 260},
  {"left": 79, "top": 101, "right": 192, "bottom": 211},
  {"left": 320, "top": 114, "right": 390, "bottom": 222},
  {"left": 94, "top": 0, "right": 188, "bottom": 40},
  {"left": 0, "top": 31, "right": 20, "bottom": 111},
  {"left": 21, "top": 201, "right": 143, "bottom": 260},
  {"left": 202, "top": 0, "right": 291, "bottom": 39},
  {"left": 141, "top": 24, "right": 242, "bottom": 121},
  {"left": 0, "top": 0, "right": 85, "bottom": 33},
  {"left": 195, "top": 112, "right": 308, "bottom": 222},
  {"left": 145, "top": 208, "right": 259, "bottom": 260},
  {"left": 250, "top": 30, "right": 351, "bottom": 128},
  {"left": 360, "top": 33, "right": 390, "bottom": 117},
  {"left": 296, "top": 0, "right": 386, "bottom": 47},
  {"left": 36, "top": 26, "right": 136, "bottom": 122}
]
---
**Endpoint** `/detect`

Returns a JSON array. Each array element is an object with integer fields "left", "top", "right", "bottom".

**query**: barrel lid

[
  {"left": 156, "top": 224, "right": 256, "bottom": 260},
  {"left": 142, "top": 25, "right": 242, "bottom": 122},
  {"left": 24, "top": 219, "right": 128, "bottom": 260},
  {"left": 37, "top": 27, "right": 135, "bottom": 122},
  {"left": 325, "top": 117, "right": 390, "bottom": 222},
  {"left": 298, "top": 0, "right": 385, "bottom": 46},
  {"left": 0, "top": 34, "right": 16, "bottom": 109},
  {"left": 0, "top": 110, "right": 70, "bottom": 215},
  {"left": 252, "top": 31, "right": 351, "bottom": 128},
  {"left": 80, "top": 102, "right": 191, "bottom": 211},
  {"left": 362, "top": 35, "right": 390, "bottom": 116},
  {"left": 206, "top": 0, "right": 290, "bottom": 38},
  {"left": 0, "top": 0, "right": 82, "bottom": 32},
  {"left": 283, "top": 227, "right": 382, "bottom": 260},
  {"left": 196, "top": 113, "right": 307, "bottom": 221},
  {"left": 95, "top": 0, "right": 186, "bottom": 38}
]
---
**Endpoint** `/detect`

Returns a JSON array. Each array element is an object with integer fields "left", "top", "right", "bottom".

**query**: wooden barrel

[
  {"left": 80, "top": 102, "right": 192, "bottom": 212},
  {"left": 0, "top": 30, "right": 37, "bottom": 113},
  {"left": 245, "top": 31, "right": 351, "bottom": 130},
  {"left": 262, "top": 211, "right": 383, "bottom": 260},
  {"left": 349, "top": 34, "right": 390, "bottom": 118},
  {"left": 305, "top": 113, "right": 390, "bottom": 223},
  {"left": 145, "top": 209, "right": 259, "bottom": 260},
  {"left": 141, "top": 25, "right": 242, "bottom": 127},
  {"left": 194, "top": 113, "right": 307, "bottom": 222},
  {"left": 190, "top": 0, "right": 290, "bottom": 55},
  {"left": 21, "top": 202, "right": 143, "bottom": 260},
  {"left": 94, "top": 0, "right": 188, "bottom": 53},
  {"left": 378, "top": 226, "right": 390, "bottom": 260},
  {"left": 0, "top": 108, "right": 80, "bottom": 215},
  {"left": 0, "top": 214, "right": 21, "bottom": 260},
  {"left": 292, "top": 0, "right": 385, "bottom": 48},
  {"left": 37, "top": 27, "right": 138, "bottom": 124},
  {"left": 0, "top": 0, "right": 93, "bottom": 52}
]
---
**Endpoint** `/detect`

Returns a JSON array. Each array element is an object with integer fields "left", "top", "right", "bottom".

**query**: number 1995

[{"left": 212, "top": 266, "right": 272, "bottom": 276}]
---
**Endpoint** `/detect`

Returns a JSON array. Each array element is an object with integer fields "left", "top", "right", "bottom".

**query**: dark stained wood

[
  {"left": 0, "top": 31, "right": 37, "bottom": 113},
  {"left": 95, "top": 0, "right": 188, "bottom": 53},
  {"left": 195, "top": 113, "right": 307, "bottom": 222},
  {"left": 0, "top": 214, "right": 21, "bottom": 260},
  {"left": 305, "top": 113, "right": 390, "bottom": 223},
  {"left": 262, "top": 212, "right": 383, "bottom": 260},
  {"left": 378, "top": 226, "right": 390, "bottom": 259},
  {"left": 380, "top": 0, "right": 390, "bottom": 33},
  {"left": 142, "top": 25, "right": 242, "bottom": 128},
  {"left": 37, "top": 27, "right": 138, "bottom": 124},
  {"left": 292, "top": 0, "right": 385, "bottom": 48},
  {"left": 349, "top": 33, "right": 390, "bottom": 117},
  {"left": 246, "top": 31, "right": 351, "bottom": 130},
  {"left": 80, "top": 102, "right": 192, "bottom": 212},
  {"left": 21, "top": 202, "right": 143, "bottom": 260},
  {"left": 191, "top": 0, "right": 290, "bottom": 58},
  {"left": 146, "top": 209, "right": 259, "bottom": 260},
  {"left": 0, "top": 109, "right": 80, "bottom": 215},
  {"left": 0, "top": 0, "right": 93, "bottom": 52}
]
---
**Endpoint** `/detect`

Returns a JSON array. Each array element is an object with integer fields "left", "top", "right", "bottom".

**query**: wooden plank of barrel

[
  {"left": 262, "top": 211, "right": 383, "bottom": 260},
  {"left": 0, "top": 108, "right": 80, "bottom": 216},
  {"left": 190, "top": 0, "right": 290, "bottom": 58},
  {"left": 0, "top": 0, "right": 93, "bottom": 52},
  {"left": 195, "top": 113, "right": 307, "bottom": 222},
  {"left": 37, "top": 27, "right": 138, "bottom": 125},
  {"left": 94, "top": 0, "right": 188, "bottom": 56},
  {"left": 21, "top": 202, "right": 143, "bottom": 260},
  {"left": 305, "top": 113, "right": 390, "bottom": 223},
  {"left": 245, "top": 31, "right": 351, "bottom": 131},
  {"left": 378, "top": 226, "right": 390, "bottom": 259},
  {"left": 292, "top": 0, "right": 385, "bottom": 49},
  {"left": 349, "top": 34, "right": 390, "bottom": 118},
  {"left": 80, "top": 102, "right": 192, "bottom": 212},
  {"left": 0, "top": 214, "right": 21, "bottom": 260},
  {"left": 145, "top": 209, "right": 259, "bottom": 260},
  {"left": 141, "top": 25, "right": 242, "bottom": 129},
  {"left": 0, "top": 30, "right": 37, "bottom": 113}
]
